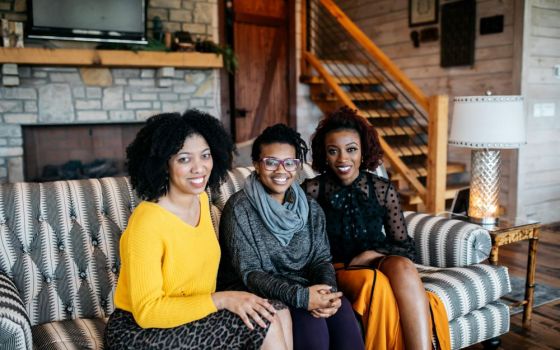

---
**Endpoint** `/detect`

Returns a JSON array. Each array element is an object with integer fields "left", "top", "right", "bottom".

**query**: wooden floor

[{"left": 465, "top": 223, "right": 560, "bottom": 350}]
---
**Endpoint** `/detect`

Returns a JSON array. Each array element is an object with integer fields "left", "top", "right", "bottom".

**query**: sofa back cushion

[{"left": 0, "top": 177, "right": 137, "bottom": 326}]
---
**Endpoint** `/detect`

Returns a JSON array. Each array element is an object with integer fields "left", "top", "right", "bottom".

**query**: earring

[{"left": 161, "top": 172, "right": 169, "bottom": 193}]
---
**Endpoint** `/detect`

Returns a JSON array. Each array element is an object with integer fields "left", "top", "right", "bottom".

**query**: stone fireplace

[{"left": 0, "top": 65, "right": 220, "bottom": 183}]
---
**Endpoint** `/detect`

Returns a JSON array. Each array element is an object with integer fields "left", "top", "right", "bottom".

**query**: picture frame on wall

[{"left": 409, "top": 0, "right": 439, "bottom": 27}]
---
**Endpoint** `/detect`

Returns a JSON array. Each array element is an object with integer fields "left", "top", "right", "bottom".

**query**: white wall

[{"left": 517, "top": 0, "right": 560, "bottom": 223}]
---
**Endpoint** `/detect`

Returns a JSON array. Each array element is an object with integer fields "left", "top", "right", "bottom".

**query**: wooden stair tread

[
  {"left": 320, "top": 59, "right": 369, "bottom": 65},
  {"left": 303, "top": 75, "right": 382, "bottom": 85},
  {"left": 391, "top": 162, "right": 466, "bottom": 180},
  {"left": 376, "top": 125, "right": 423, "bottom": 137},
  {"left": 310, "top": 91, "right": 395, "bottom": 102},
  {"left": 349, "top": 91, "right": 396, "bottom": 101},
  {"left": 399, "top": 184, "right": 468, "bottom": 205},
  {"left": 394, "top": 145, "right": 427, "bottom": 156},
  {"left": 362, "top": 108, "right": 413, "bottom": 118}
]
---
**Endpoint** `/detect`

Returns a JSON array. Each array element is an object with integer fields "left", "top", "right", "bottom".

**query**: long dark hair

[{"left": 126, "top": 109, "right": 233, "bottom": 200}]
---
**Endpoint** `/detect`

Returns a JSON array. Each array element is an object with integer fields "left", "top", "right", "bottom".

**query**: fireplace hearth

[{"left": 23, "top": 123, "right": 142, "bottom": 182}]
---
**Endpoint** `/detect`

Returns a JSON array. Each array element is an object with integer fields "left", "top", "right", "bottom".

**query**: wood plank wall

[
  {"left": 334, "top": 0, "right": 525, "bottom": 218},
  {"left": 518, "top": 0, "right": 560, "bottom": 224}
]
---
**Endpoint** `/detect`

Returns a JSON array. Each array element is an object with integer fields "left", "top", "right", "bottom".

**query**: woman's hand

[
  {"left": 212, "top": 291, "right": 276, "bottom": 330},
  {"left": 310, "top": 294, "right": 342, "bottom": 318},
  {"left": 307, "top": 284, "right": 342, "bottom": 311},
  {"left": 349, "top": 250, "right": 385, "bottom": 267}
]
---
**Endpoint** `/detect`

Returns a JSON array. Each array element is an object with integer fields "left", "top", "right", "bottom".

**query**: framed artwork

[
  {"left": 440, "top": 0, "right": 476, "bottom": 67},
  {"left": 409, "top": 0, "right": 439, "bottom": 27}
]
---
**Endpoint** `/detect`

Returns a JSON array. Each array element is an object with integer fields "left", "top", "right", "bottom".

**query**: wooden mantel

[{"left": 0, "top": 47, "right": 223, "bottom": 68}]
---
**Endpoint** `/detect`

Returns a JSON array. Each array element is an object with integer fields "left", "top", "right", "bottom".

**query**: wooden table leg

[
  {"left": 490, "top": 244, "right": 499, "bottom": 265},
  {"left": 522, "top": 228, "right": 539, "bottom": 329}
]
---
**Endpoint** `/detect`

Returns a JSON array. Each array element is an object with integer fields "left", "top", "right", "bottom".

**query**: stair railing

[{"left": 301, "top": 0, "right": 448, "bottom": 213}]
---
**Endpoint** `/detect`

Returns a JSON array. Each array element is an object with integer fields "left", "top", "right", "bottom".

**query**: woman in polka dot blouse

[{"left": 302, "top": 107, "right": 450, "bottom": 350}]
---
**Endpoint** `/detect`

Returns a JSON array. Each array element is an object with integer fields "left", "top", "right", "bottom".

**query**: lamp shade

[{"left": 449, "top": 95, "right": 525, "bottom": 149}]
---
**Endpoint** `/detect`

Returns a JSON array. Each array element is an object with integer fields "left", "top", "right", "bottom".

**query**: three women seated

[{"left": 104, "top": 107, "right": 450, "bottom": 349}]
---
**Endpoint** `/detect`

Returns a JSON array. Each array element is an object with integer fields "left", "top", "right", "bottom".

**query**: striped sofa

[{"left": 0, "top": 166, "right": 510, "bottom": 350}]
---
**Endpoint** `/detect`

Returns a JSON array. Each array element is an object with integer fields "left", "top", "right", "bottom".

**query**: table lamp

[{"left": 449, "top": 93, "right": 525, "bottom": 225}]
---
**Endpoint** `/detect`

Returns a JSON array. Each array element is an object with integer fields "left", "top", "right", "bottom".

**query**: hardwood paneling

[
  {"left": 233, "top": 0, "right": 290, "bottom": 142},
  {"left": 234, "top": 0, "right": 286, "bottom": 18}
]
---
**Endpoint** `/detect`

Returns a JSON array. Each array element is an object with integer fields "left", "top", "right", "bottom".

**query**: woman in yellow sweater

[{"left": 104, "top": 110, "right": 291, "bottom": 349}]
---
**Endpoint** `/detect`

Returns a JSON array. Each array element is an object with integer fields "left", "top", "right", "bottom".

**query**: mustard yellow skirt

[{"left": 335, "top": 264, "right": 450, "bottom": 350}]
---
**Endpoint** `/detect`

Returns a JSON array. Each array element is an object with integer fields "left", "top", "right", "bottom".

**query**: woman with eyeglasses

[
  {"left": 302, "top": 107, "right": 450, "bottom": 350},
  {"left": 218, "top": 124, "right": 364, "bottom": 350}
]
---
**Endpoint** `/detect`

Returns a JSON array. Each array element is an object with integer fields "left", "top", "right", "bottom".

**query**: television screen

[{"left": 27, "top": 0, "right": 147, "bottom": 44}]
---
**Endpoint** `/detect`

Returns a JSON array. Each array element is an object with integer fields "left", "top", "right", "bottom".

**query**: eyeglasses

[{"left": 260, "top": 157, "right": 301, "bottom": 171}]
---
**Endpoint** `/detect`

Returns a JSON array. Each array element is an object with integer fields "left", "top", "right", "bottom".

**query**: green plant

[{"left": 195, "top": 39, "right": 238, "bottom": 74}]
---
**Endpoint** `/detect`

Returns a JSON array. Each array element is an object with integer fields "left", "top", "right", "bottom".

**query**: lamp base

[
  {"left": 468, "top": 216, "right": 498, "bottom": 226},
  {"left": 467, "top": 149, "right": 501, "bottom": 225}
]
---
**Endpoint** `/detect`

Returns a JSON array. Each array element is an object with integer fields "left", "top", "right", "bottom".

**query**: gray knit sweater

[{"left": 217, "top": 190, "right": 337, "bottom": 309}]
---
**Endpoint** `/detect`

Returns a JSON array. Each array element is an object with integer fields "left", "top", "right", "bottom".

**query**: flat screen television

[{"left": 26, "top": 0, "right": 147, "bottom": 44}]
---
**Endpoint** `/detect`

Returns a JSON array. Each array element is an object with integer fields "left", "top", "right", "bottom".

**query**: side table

[{"left": 486, "top": 219, "right": 540, "bottom": 329}]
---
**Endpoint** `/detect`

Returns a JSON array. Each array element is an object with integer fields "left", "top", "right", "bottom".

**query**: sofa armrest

[
  {"left": 0, "top": 272, "right": 32, "bottom": 350},
  {"left": 404, "top": 212, "right": 492, "bottom": 268}
]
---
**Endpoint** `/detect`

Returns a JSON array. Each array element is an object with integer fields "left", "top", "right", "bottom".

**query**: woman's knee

[
  {"left": 291, "top": 309, "right": 329, "bottom": 350},
  {"left": 378, "top": 256, "right": 417, "bottom": 279}
]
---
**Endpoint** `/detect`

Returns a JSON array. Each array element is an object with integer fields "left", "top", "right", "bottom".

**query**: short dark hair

[
  {"left": 310, "top": 106, "right": 383, "bottom": 173},
  {"left": 126, "top": 109, "right": 233, "bottom": 201},
  {"left": 251, "top": 124, "right": 308, "bottom": 163}
]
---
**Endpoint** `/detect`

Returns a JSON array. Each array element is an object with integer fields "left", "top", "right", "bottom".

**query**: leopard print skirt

[{"left": 104, "top": 308, "right": 271, "bottom": 349}]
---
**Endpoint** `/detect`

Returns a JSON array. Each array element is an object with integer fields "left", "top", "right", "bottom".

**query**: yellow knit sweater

[{"left": 114, "top": 192, "right": 220, "bottom": 328}]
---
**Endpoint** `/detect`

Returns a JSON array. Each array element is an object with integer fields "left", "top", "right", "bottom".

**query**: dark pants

[{"left": 291, "top": 296, "right": 364, "bottom": 350}]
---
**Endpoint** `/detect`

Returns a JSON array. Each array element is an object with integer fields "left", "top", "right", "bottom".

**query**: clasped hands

[{"left": 307, "top": 284, "right": 343, "bottom": 318}]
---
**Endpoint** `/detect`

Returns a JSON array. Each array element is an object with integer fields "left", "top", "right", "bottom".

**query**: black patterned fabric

[
  {"left": 104, "top": 308, "right": 269, "bottom": 350},
  {"left": 31, "top": 317, "right": 107, "bottom": 350},
  {"left": 0, "top": 272, "right": 32, "bottom": 350},
  {"left": 303, "top": 171, "right": 416, "bottom": 264}
]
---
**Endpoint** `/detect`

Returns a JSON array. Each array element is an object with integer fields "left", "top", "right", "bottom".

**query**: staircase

[{"left": 301, "top": 0, "right": 467, "bottom": 213}]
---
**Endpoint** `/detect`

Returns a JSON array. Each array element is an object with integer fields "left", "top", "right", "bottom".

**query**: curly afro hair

[
  {"left": 310, "top": 106, "right": 383, "bottom": 173},
  {"left": 251, "top": 124, "right": 308, "bottom": 163},
  {"left": 126, "top": 109, "right": 233, "bottom": 201}
]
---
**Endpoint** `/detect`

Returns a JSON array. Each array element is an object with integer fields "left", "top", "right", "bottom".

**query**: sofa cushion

[
  {"left": 448, "top": 301, "right": 510, "bottom": 350},
  {"left": 404, "top": 212, "right": 492, "bottom": 267},
  {"left": 418, "top": 264, "right": 511, "bottom": 321},
  {"left": 31, "top": 318, "right": 106, "bottom": 350},
  {"left": 0, "top": 177, "right": 136, "bottom": 326}
]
